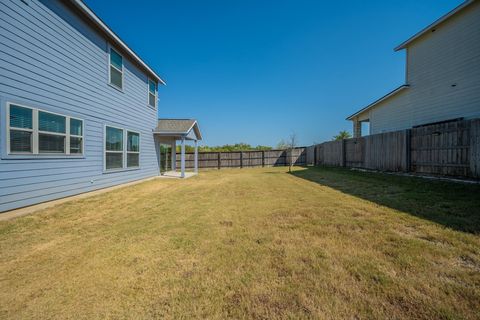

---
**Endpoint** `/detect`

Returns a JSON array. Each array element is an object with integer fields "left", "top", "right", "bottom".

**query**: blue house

[{"left": 0, "top": 0, "right": 201, "bottom": 212}]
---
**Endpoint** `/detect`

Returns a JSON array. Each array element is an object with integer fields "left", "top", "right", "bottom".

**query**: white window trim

[
  {"left": 108, "top": 46, "right": 124, "bottom": 91},
  {"left": 6, "top": 102, "right": 84, "bottom": 157},
  {"left": 104, "top": 125, "right": 141, "bottom": 172},
  {"left": 147, "top": 78, "right": 157, "bottom": 108}
]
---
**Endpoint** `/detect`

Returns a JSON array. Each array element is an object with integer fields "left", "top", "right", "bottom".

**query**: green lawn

[{"left": 1, "top": 167, "right": 479, "bottom": 319}]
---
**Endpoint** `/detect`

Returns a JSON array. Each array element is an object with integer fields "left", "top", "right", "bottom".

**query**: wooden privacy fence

[
  {"left": 314, "top": 119, "right": 480, "bottom": 179},
  {"left": 176, "top": 147, "right": 307, "bottom": 169}
]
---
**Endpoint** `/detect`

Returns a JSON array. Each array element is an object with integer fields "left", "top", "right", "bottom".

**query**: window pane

[
  {"left": 106, "top": 152, "right": 123, "bottom": 170},
  {"left": 70, "top": 137, "right": 83, "bottom": 154},
  {"left": 39, "top": 111, "right": 66, "bottom": 133},
  {"left": 127, "top": 132, "right": 140, "bottom": 151},
  {"left": 106, "top": 126, "right": 123, "bottom": 151},
  {"left": 127, "top": 153, "right": 139, "bottom": 168},
  {"left": 110, "top": 49, "right": 123, "bottom": 70},
  {"left": 110, "top": 66, "right": 123, "bottom": 89},
  {"left": 10, "top": 130, "right": 32, "bottom": 153},
  {"left": 149, "top": 80, "right": 156, "bottom": 94},
  {"left": 39, "top": 133, "right": 65, "bottom": 153},
  {"left": 149, "top": 93, "right": 156, "bottom": 107},
  {"left": 10, "top": 105, "right": 32, "bottom": 129},
  {"left": 70, "top": 118, "right": 83, "bottom": 136}
]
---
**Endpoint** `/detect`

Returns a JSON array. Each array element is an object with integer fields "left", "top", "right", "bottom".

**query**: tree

[
  {"left": 333, "top": 130, "right": 352, "bottom": 141},
  {"left": 276, "top": 139, "right": 289, "bottom": 150},
  {"left": 254, "top": 145, "right": 273, "bottom": 151},
  {"left": 176, "top": 143, "right": 273, "bottom": 153}
]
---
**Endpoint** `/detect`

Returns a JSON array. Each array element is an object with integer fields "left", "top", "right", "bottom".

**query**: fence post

[
  {"left": 240, "top": 152, "right": 243, "bottom": 168},
  {"left": 405, "top": 129, "right": 411, "bottom": 172},
  {"left": 314, "top": 145, "right": 317, "bottom": 166},
  {"left": 341, "top": 139, "right": 346, "bottom": 167},
  {"left": 470, "top": 119, "right": 480, "bottom": 178},
  {"left": 217, "top": 152, "right": 221, "bottom": 170},
  {"left": 262, "top": 150, "right": 265, "bottom": 167}
]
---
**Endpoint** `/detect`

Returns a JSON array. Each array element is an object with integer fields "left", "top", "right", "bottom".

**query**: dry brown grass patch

[{"left": 1, "top": 167, "right": 479, "bottom": 319}]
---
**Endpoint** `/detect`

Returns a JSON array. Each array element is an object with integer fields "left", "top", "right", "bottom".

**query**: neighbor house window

[
  {"left": 105, "top": 126, "right": 124, "bottom": 170},
  {"left": 7, "top": 103, "right": 84, "bottom": 156},
  {"left": 105, "top": 126, "right": 141, "bottom": 171},
  {"left": 109, "top": 48, "right": 123, "bottom": 90},
  {"left": 127, "top": 131, "right": 140, "bottom": 167},
  {"left": 148, "top": 79, "right": 157, "bottom": 108}
]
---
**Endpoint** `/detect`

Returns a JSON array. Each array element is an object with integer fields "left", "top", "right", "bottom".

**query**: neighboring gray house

[
  {"left": 347, "top": 0, "right": 480, "bottom": 137},
  {"left": 0, "top": 0, "right": 201, "bottom": 212}
]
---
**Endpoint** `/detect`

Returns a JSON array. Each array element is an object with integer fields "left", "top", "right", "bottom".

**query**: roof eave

[
  {"left": 154, "top": 131, "right": 202, "bottom": 141},
  {"left": 188, "top": 121, "right": 203, "bottom": 141},
  {"left": 71, "top": 0, "right": 166, "bottom": 85},
  {"left": 346, "top": 85, "right": 409, "bottom": 120},
  {"left": 394, "top": 0, "right": 474, "bottom": 52},
  {"left": 154, "top": 131, "right": 189, "bottom": 135}
]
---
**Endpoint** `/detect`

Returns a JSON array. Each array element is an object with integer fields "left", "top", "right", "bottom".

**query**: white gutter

[{"left": 71, "top": 0, "right": 166, "bottom": 85}]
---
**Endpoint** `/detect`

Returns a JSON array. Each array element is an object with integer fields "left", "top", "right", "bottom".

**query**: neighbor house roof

[
  {"left": 155, "top": 119, "right": 202, "bottom": 140},
  {"left": 346, "top": 85, "right": 409, "bottom": 120},
  {"left": 394, "top": 0, "right": 475, "bottom": 51},
  {"left": 70, "top": 0, "right": 166, "bottom": 85}
]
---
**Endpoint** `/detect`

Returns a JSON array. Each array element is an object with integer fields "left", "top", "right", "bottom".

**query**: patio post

[
  {"left": 172, "top": 140, "right": 176, "bottom": 171},
  {"left": 194, "top": 139, "right": 198, "bottom": 173},
  {"left": 181, "top": 137, "right": 186, "bottom": 178}
]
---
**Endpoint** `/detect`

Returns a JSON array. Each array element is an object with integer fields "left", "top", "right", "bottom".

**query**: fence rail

[
  {"left": 176, "top": 147, "right": 308, "bottom": 170},
  {"left": 314, "top": 118, "right": 480, "bottom": 179}
]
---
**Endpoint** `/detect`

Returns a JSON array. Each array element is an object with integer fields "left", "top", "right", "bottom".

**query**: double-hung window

[
  {"left": 38, "top": 111, "right": 66, "bottom": 153},
  {"left": 9, "top": 105, "right": 33, "bottom": 153},
  {"left": 70, "top": 118, "right": 84, "bottom": 154},
  {"left": 148, "top": 79, "right": 157, "bottom": 108},
  {"left": 105, "top": 126, "right": 140, "bottom": 171},
  {"left": 7, "top": 103, "right": 84, "bottom": 156},
  {"left": 127, "top": 131, "right": 140, "bottom": 168},
  {"left": 105, "top": 126, "right": 124, "bottom": 170},
  {"left": 109, "top": 48, "right": 123, "bottom": 90}
]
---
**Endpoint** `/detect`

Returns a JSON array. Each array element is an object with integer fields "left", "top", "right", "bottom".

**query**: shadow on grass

[{"left": 291, "top": 166, "right": 480, "bottom": 234}]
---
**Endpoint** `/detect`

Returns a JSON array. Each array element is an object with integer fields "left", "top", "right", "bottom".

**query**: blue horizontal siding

[{"left": 0, "top": 0, "right": 161, "bottom": 212}]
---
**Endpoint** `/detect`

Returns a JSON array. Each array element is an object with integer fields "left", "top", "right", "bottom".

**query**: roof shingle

[{"left": 156, "top": 119, "right": 196, "bottom": 133}]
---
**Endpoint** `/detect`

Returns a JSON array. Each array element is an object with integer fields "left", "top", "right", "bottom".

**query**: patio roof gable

[{"left": 155, "top": 119, "right": 202, "bottom": 140}]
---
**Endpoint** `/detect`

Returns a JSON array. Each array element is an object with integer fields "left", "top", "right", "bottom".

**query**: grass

[{"left": 1, "top": 166, "right": 479, "bottom": 319}]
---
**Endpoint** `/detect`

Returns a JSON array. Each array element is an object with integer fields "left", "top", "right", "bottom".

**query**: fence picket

[{"left": 312, "top": 119, "right": 480, "bottom": 179}]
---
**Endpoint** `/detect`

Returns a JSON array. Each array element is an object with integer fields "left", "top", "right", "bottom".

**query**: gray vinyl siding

[
  {"left": 368, "top": 1, "right": 480, "bottom": 134},
  {"left": 0, "top": 0, "right": 160, "bottom": 212}
]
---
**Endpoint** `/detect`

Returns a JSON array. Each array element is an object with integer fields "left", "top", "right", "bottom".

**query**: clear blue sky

[{"left": 85, "top": 0, "right": 461, "bottom": 147}]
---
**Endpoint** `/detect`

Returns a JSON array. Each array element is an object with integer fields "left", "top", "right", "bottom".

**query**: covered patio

[{"left": 154, "top": 119, "right": 202, "bottom": 178}]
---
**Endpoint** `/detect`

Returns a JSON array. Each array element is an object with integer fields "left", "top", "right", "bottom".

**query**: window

[
  {"left": 39, "top": 111, "right": 66, "bottom": 153},
  {"left": 70, "top": 118, "right": 83, "bottom": 154},
  {"left": 9, "top": 105, "right": 33, "bottom": 153},
  {"left": 109, "top": 48, "right": 123, "bottom": 89},
  {"left": 7, "top": 103, "right": 84, "bottom": 156},
  {"left": 105, "top": 126, "right": 124, "bottom": 170},
  {"left": 127, "top": 131, "right": 140, "bottom": 168},
  {"left": 104, "top": 126, "right": 141, "bottom": 171},
  {"left": 148, "top": 79, "right": 157, "bottom": 108}
]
